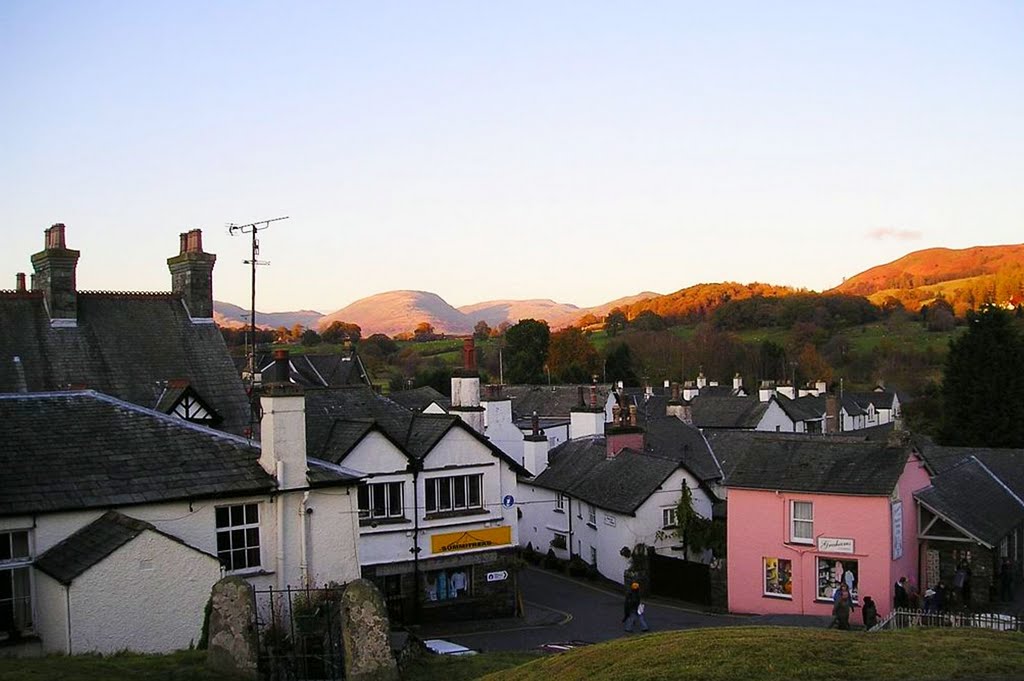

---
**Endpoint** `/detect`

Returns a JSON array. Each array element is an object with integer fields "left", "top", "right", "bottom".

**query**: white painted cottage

[{"left": 0, "top": 387, "right": 363, "bottom": 655}]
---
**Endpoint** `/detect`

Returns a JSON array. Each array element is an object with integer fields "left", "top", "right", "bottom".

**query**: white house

[
  {"left": 518, "top": 400, "right": 723, "bottom": 584},
  {"left": 303, "top": 376, "right": 527, "bottom": 624},
  {"left": 0, "top": 387, "right": 363, "bottom": 655}
]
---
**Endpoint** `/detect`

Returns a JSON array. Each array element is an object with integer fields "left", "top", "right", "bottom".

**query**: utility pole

[{"left": 228, "top": 215, "right": 288, "bottom": 435}]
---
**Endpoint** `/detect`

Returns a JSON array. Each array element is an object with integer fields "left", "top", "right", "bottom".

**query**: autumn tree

[
  {"left": 504, "top": 319, "right": 550, "bottom": 384},
  {"left": 940, "top": 305, "right": 1024, "bottom": 447},
  {"left": 473, "top": 320, "right": 492, "bottom": 341},
  {"left": 547, "top": 327, "right": 600, "bottom": 383},
  {"left": 321, "top": 320, "right": 362, "bottom": 344},
  {"left": 413, "top": 321, "right": 437, "bottom": 342},
  {"left": 300, "top": 328, "right": 322, "bottom": 346},
  {"left": 604, "top": 308, "right": 628, "bottom": 337}
]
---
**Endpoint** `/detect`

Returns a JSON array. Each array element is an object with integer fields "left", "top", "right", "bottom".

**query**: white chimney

[
  {"left": 522, "top": 412, "right": 550, "bottom": 476},
  {"left": 733, "top": 373, "right": 743, "bottom": 393},
  {"left": 758, "top": 380, "right": 775, "bottom": 402},
  {"left": 450, "top": 338, "right": 484, "bottom": 434},
  {"left": 259, "top": 385, "right": 308, "bottom": 490}
]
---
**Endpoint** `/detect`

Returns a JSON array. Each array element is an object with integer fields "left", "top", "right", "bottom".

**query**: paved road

[{"left": 416, "top": 566, "right": 828, "bottom": 652}]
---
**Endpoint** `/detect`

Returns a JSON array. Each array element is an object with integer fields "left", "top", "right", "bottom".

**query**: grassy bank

[{"left": 480, "top": 627, "right": 1024, "bottom": 681}]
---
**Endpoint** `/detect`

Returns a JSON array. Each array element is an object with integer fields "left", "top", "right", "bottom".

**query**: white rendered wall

[
  {"left": 68, "top": 530, "right": 221, "bottom": 654},
  {"left": 33, "top": 572, "right": 68, "bottom": 654},
  {"left": 756, "top": 401, "right": 799, "bottom": 432},
  {"left": 482, "top": 399, "right": 525, "bottom": 464}
]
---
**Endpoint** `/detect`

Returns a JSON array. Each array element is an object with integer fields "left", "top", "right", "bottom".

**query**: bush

[{"left": 543, "top": 549, "right": 562, "bottom": 571}]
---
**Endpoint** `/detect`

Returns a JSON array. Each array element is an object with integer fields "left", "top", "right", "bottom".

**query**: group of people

[{"left": 828, "top": 582, "right": 878, "bottom": 630}]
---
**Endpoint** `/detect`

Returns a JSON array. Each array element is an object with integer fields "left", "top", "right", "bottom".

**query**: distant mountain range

[{"left": 214, "top": 243, "right": 1024, "bottom": 334}]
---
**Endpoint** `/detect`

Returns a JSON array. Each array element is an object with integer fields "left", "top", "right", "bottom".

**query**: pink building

[{"left": 715, "top": 433, "right": 932, "bottom": 618}]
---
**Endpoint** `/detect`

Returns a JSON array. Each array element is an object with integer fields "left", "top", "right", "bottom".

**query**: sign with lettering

[
  {"left": 486, "top": 570, "right": 509, "bottom": 582},
  {"left": 431, "top": 526, "right": 513, "bottom": 554},
  {"left": 817, "top": 537, "right": 855, "bottom": 554},
  {"left": 891, "top": 500, "right": 904, "bottom": 560}
]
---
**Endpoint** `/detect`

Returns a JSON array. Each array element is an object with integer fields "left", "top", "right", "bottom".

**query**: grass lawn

[
  {"left": 5, "top": 628, "right": 1021, "bottom": 681},
  {"left": 479, "top": 626, "right": 1024, "bottom": 681}
]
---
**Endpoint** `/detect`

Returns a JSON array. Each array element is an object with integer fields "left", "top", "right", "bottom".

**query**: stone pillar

[
  {"left": 206, "top": 576, "right": 258, "bottom": 679},
  {"left": 340, "top": 579, "right": 399, "bottom": 681}
]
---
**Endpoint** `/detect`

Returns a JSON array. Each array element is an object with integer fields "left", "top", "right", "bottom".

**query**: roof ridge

[{"left": 971, "top": 455, "right": 1024, "bottom": 509}]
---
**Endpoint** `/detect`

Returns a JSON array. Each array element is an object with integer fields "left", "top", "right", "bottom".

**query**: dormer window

[{"left": 156, "top": 381, "right": 222, "bottom": 426}]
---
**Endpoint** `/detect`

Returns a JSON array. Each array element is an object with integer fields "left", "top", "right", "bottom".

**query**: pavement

[{"left": 409, "top": 565, "right": 832, "bottom": 652}]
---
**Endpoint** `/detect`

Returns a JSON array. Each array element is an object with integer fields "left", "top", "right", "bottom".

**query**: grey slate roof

[
  {"left": 34, "top": 511, "right": 215, "bottom": 585},
  {"left": 532, "top": 437, "right": 681, "bottom": 515},
  {"left": 305, "top": 386, "right": 527, "bottom": 474},
  {"left": 502, "top": 384, "right": 612, "bottom": 419},
  {"left": 0, "top": 391, "right": 275, "bottom": 516},
  {"left": 690, "top": 394, "right": 768, "bottom": 429},
  {"left": 640, "top": 416, "right": 724, "bottom": 485},
  {"left": 388, "top": 386, "right": 451, "bottom": 412},
  {"left": 849, "top": 390, "right": 898, "bottom": 411},
  {"left": 915, "top": 456, "right": 1024, "bottom": 547},
  {"left": 254, "top": 351, "right": 371, "bottom": 388},
  {"left": 710, "top": 430, "right": 912, "bottom": 495},
  {"left": 774, "top": 394, "right": 825, "bottom": 423},
  {"left": 0, "top": 292, "right": 250, "bottom": 435}
]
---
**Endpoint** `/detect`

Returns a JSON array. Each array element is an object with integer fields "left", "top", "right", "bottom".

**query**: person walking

[
  {"left": 894, "top": 576, "right": 909, "bottom": 609},
  {"left": 623, "top": 582, "right": 649, "bottom": 633},
  {"left": 830, "top": 584, "right": 853, "bottom": 630},
  {"left": 861, "top": 596, "right": 878, "bottom": 630}
]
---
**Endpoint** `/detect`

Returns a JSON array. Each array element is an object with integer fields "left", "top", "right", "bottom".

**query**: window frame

[
  {"left": 215, "top": 502, "right": 262, "bottom": 573},
  {"left": 0, "top": 530, "right": 33, "bottom": 639},
  {"left": 424, "top": 474, "right": 484, "bottom": 516},
  {"left": 662, "top": 506, "right": 678, "bottom": 529},
  {"left": 763, "top": 556, "right": 793, "bottom": 599},
  {"left": 554, "top": 493, "right": 566, "bottom": 514},
  {"left": 816, "top": 556, "right": 859, "bottom": 603},
  {"left": 587, "top": 504, "right": 597, "bottom": 526},
  {"left": 358, "top": 481, "right": 405, "bottom": 522},
  {"left": 790, "top": 500, "right": 814, "bottom": 544}
]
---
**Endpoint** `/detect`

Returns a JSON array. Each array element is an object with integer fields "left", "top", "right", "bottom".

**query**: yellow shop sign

[{"left": 431, "top": 526, "right": 512, "bottom": 554}]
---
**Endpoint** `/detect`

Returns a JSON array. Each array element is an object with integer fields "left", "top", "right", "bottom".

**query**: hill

[
  {"left": 318, "top": 290, "right": 471, "bottom": 336},
  {"left": 831, "top": 243, "right": 1024, "bottom": 312},
  {"left": 458, "top": 299, "right": 582, "bottom": 329},
  {"left": 213, "top": 301, "right": 324, "bottom": 330},
  {"left": 604, "top": 282, "right": 798, "bottom": 322}
]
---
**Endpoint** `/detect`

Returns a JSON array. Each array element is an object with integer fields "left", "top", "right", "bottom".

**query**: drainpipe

[
  {"left": 568, "top": 496, "right": 574, "bottom": 561},
  {"left": 299, "top": 491, "right": 310, "bottom": 587},
  {"left": 276, "top": 462, "right": 285, "bottom": 589},
  {"left": 65, "top": 585, "right": 72, "bottom": 654},
  {"left": 409, "top": 458, "right": 423, "bottom": 623}
]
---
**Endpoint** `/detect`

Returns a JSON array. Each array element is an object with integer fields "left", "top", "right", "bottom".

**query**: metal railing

[
  {"left": 871, "top": 608, "right": 1022, "bottom": 632},
  {"left": 252, "top": 584, "right": 348, "bottom": 680}
]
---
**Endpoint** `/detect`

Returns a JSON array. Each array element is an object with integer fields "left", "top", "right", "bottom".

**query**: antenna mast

[{"left": 228, "top": 215, "right": 289, "bottom": 435}]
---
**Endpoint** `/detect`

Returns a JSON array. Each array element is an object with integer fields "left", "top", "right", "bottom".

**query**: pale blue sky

[{"left": 2, "top": 2, "right": 1021, "bottom": 313}]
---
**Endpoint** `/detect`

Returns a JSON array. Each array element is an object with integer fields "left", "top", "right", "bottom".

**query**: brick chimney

[
  {"left": 15, "top": 273, "right": 26, "bottom": 292},
  {"left": 167, "top": 229, "right": 216, "bottom": 319},
  {"left": 825, "top": 393, "right": 840, "bottom": 434},
  {"left": 30, "top": 223, "right": 80, "bottom": 324},
  {"left": 451, "top": 337, "right": 484, "bottom": 433},
  {"left": 606, "top": 398, "right": 644, "bottom": 459}
]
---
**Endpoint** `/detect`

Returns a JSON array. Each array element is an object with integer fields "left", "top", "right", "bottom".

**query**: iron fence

[
  {"left": 872, "top": 608, "right": 1022, "bottom": 633},
  {"left": 252, "top": 584, "right": 348, "bottom": 680}
]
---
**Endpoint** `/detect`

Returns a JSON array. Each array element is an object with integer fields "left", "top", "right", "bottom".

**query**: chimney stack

[
  {"left": 167, "top": 229, "right": 217, "bottom": 319},
  {"left": 450, "top": 337, "right": 484, "bottom": 433},
  {"left": 825, "top": 393, "right": 840, "bottom": 434},
  {"left": 30, "top": 223, "right": 80, "bottom": 325},
  {"left": 570, "top": 383, "right": 606, "bottom": 439},
  {"left": 272, "top": 349, "right": 291, "bottom": 384},
  {"left": 522, "top": 411, "right": 550, "bottom": 476},
  {"left": 15, "top": 273, "right": 26, "bottom": 292},
  {"left": 606, "top": 397, "right": 644, "bottom": 459}
]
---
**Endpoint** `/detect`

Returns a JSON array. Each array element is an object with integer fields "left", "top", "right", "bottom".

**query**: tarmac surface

[{"left": 410, "top": 565, "right": 834, "bottom": 652}]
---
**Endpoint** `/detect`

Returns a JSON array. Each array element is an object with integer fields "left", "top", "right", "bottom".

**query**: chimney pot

[
  {"left": 273, "top": 349, "right": 290, "bottom": 384},
  {"left": 462, "top": 337, "right": 477, "bottom": 372},
  {"left": 45, "top": 223, "right": 67, "bottom": 250},
  {"left": 629, "top": 404, "right": 638, "bottom": 427},
  {"left": 15, "top": 273, "right": 26, "bottom": 292},
  {"left": 531, "top": 411, "right": 540, "bottom": 437}
]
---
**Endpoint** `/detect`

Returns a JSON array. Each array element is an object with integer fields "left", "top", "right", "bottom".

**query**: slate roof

[
  {"left": 709, "top": 430, "right": 912, "bottom": 495},
  {"left": 690, "top": 394, "right": 768, "bottom": 429},
  {"left": 501, "top": 384, "right": 612, "bottom": 419},
  {"left": 388, "top": 386, "right": 451, "bottom": 412},
  {"left": 253, "top": 351, "right": 371, "bottom": 388},
  {"left": 304, "top": 386, "right": 527, "bottom": 474},
  {"left": 915, "top": 456, "right": 1024, "bottom": 547},
  {"left": 532, "top": 437, "right": 681, "bottom": 515},
  {"left": 917, "top": 444, "right": 1024, "bottom": 493},
  {"left": 34, "top": 511, "right": 215, "bottom": 585},
  {"left": 641, "top": 416, "right": 724, "bottom": 485},
  {"left": 774, "top": 394, "right": 825, "bottom": 423},
  {"left": 0, "top": 292, "right": 250, "bottom": 435},
  {"left": 849, "top": 390, "right": 898, "bottom": 411},
  {"left": 0, "top": 391, "right": 276, "bottom": 516}
]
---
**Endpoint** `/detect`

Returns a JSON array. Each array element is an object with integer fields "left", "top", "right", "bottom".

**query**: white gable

[{"left": 342, "top": 430, "right": 408, "bottom": 474}]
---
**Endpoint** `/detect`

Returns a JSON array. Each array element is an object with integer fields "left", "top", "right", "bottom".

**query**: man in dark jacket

[{"left": 623, "top": 582, "right": 649, "bottom": 632}]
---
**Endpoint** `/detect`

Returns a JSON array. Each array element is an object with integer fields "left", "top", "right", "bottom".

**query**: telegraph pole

[{"left": 228, "top": 215, "right": 288, "bottom": 435}]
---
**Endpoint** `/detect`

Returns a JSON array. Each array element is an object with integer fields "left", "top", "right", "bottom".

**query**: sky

[{"left": 1, "top": 2, "right": 1022, "bottom": 314}]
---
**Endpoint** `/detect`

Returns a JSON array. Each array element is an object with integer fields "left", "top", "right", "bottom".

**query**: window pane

[
  {"left": 11, "top": 532, "right": 28, "bottom": 559},
  {"left": 247, "top": 548, "right": 260, "bottom": 567},
  {"left": 388, "top": 483, "right": 402, "bottom": 516},
  {"left": 231, "top": 505, "right": 244, "bottom": 526},
  {"left": 793, "top": 502, "right": 812, "bottom": 520},
  {"left": 358, "top": 485, "right": 369, "bottom": 510},
  {"left": 468, "top": 476, "right": 481, "bottom": 507},
  {"left": 233, "top": 549, "right": 247, "bottom": 569},
  {"left": 246, "top": 528, "right": 259, "bottom": 547},
  {"left": 0, "top": 536, "right": 9, "bottom": 561},
  {"left": 425, "top": 480, "right": 437, "bottom": 512},
  {"left": 454, "top": 477, "right": 467, "bottom": 508},
  {"left": 0, "top": 571, "right": 11, "bottom": 599},
  {"left": 216, "top": 507, "right": 229, "bottom": 528},
  {"left": 372, "top": 485, "right": 387, "bottom": 517},
  {"left": 231, "top": 529, "right": 245, "bottom": 547},
  {"left": 439, "top": 479, "right": 452, "bottom": 510},
  {"left": 217, "top": 532, "right": 231, "bottom": 552},
  {"left": 245, "top": 504, "right": 259, "bottom": 524}
]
